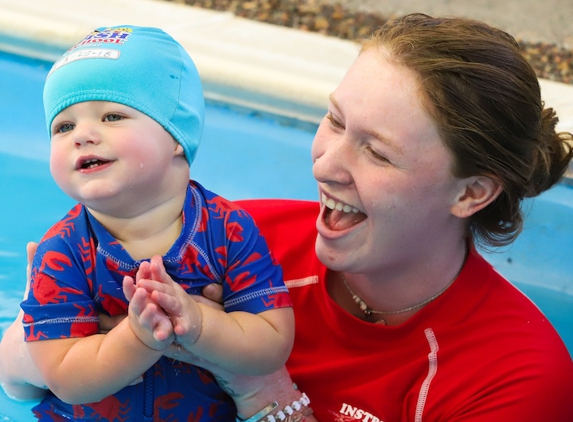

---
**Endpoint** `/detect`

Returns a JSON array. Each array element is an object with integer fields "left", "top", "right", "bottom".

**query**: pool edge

[{"left": 0, "top": 0, "right": 571, "bottom": 177}]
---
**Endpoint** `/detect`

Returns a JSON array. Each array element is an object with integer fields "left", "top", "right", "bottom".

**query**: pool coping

[
  {"left": 0, "top": 0, "right": 361, "bottom": 127},
  {"left": 1, "top": 0, "right": 572, "bottom": 161}
]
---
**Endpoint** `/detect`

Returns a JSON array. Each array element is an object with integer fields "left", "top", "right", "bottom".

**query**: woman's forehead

[{"left": 332, "top": 50, "right": 439, "bottom": 147}]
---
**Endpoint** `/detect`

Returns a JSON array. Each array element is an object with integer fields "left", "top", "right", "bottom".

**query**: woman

[{"left": 2, "top": 13, "right": 573, "bottom": 421}]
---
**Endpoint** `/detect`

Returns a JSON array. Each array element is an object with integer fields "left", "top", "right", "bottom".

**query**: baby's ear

[
  {"left": 450, "top": 175, "right": 503, "bottom": 218},
  {"left": 174, "top": 143, "right": 185, "bottom": 157}
]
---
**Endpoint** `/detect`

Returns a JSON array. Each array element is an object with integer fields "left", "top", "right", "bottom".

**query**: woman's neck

[{"left": 328, "top": 241, "right": 468, "bottom": 325}]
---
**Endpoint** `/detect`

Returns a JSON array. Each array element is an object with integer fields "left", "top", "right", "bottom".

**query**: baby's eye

[
  {"left": 56, "top": 123, "right": 75, "bottom": 133},
  {"left": 104, "top": 113, "right": 123, "bottom": 122}
]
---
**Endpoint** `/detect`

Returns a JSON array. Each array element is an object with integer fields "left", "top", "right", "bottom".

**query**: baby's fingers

[
  {"left": 137, "top": 278, "right": 175, "bottom": 296},
  {"left": 149, "top": 255, "right": 173, "bottom": 285},
  {"left": 129, "top": 287, "right": 150, "bottom": 316},
  {"left": 150, "top": 290, "right": 182, "bottom": 315},
  {"left": 123, "top": 276, "right": 137, "bottom": 302},
  {"left": 138, "top": 303, "right": 167, "bottom": 332},
  {"left": 137, "top": 303, "right": 175, "bottom": 346},
  {"left": 135, "top": 261, "right": 152, "bottom": 283},
  {"left": 151, "top": 315, "right": 174, "bottom": 343}
]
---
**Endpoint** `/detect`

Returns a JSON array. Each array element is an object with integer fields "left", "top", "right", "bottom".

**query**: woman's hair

[{"left": 361, "top": 13, "right": 573, "bottom": 247}]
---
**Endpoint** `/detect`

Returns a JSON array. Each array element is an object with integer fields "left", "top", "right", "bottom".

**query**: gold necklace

[{"left": 341, "top": 262, "right": 463, "bottom": 323}]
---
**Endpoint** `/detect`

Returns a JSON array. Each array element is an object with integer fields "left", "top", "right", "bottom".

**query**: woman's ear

[{"left": 451, "top": 176, "right": 503, "bottom": 218}]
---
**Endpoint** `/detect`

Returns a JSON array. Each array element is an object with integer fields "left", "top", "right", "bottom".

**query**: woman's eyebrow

[
  {"left": 329, "top": 93, "right": 403, "bottom": 155},
  {"left": 365, "top": 128, "right": 404, "bottom": 155},
  {"left": 328, "top": 93, "right": 341, "bottom": 112}
]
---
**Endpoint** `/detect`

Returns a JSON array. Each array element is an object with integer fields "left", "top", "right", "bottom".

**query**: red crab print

[
  {"left": 168, "top": 359, "right": 194, "bottom": 376},
  {"left": 78, "top": 236, "right": 97, "bottom": 278},
  {"left": 154, "top": 392, "right": 184, "bottom": 420},
  {"left": 225, "top": 270, "right": 257, "bottom": 292},
  {"left": 196, "top": 366, "right": 217, "bottom": 385},
  {"left": 226, "top": 221, "right": 244, "bottom": 242},
  {"left": 97, "top": 284, "right": 128, "bottom": 316},
  {"left": 154, "top": 362, "right": 168, "bottom": 380},
  {"left": 208, "top": 403, "right": 220, "bottom": 418},
  {"left": 263, "top": 291, "right": 291, "bottom": 309},
  {"left": 68, "top": 303, "right": 98, "bottom": 338},
  {"left": 84, "top": 396, "right": 131, "bottom": 421},
  {"left": 199, "top": 204, "right": 209, "bottom": 232},
  {"left": 215, "top": 246, "right": 228, "bottom": 267},
  {"left": 180, "top": 244, "right": 216, "bottom": 280},
  {"left": 225, "top": 252, "right": 262, "bottom": 291},
  {"left": 34, "top": 408, "right": 65, "bottom": 421},
  {"left": 32, "top": 251, "right": 83, "bottom": 305},
  {"left": 181, "top": 244, "right": 199, "bottom": 272},
  {"left": 41, "top": 204, "right": 82, "bottom": 241},
  {"left": 206, "top": 196, "right": 247, "bottom": 219},
  {"left": 22, "top": 314, "right": 48, "bottom": 341},
  {"left": 187, "top": 406, "right": 204, "bottom": 422},
  {"left": 72, "top": 404, "right": 86, "bottom": 419},
  {"left": 105, "top": 256, "right": 135, "bottom": 278}
]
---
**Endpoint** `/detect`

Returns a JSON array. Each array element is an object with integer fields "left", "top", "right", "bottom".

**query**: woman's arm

[
  {"left": 221, "top": 367, "right": 317, "bottom": 422},
  {"left": 164, "top": 345, "right": 317, "bottom": 422},
  {"left": 0, "top": 242, "right": 47, "bottom": 401},
  {"left": 0, "top": 312, "right": 48, "bottom": 401}
]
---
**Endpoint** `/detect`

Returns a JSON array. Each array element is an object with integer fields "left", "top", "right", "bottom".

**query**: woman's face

[{"left": 311, "top": 47, "right": 468, "bottom": 277}]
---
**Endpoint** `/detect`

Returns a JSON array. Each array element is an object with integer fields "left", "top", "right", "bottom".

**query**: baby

[{"left": 20, "top": 25, "right": 294, "bottom": 421}]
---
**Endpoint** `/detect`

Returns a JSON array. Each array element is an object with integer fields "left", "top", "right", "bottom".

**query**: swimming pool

[{"left": 1, "top": 49, "right": 573, "bottom": 421}]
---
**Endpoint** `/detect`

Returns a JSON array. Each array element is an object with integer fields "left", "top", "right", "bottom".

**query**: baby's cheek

[{"left": 49, "top": 149, "right": 71, "bottom": 191}]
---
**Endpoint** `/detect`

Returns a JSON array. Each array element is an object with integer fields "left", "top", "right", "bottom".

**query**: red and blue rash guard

[{"left": 21, "top": 181, "right": 291, "bottom": 422}]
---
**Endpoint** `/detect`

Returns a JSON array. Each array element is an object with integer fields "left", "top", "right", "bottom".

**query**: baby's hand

[
  {"left": 123, "top": 273, "right": 174, "bottom": 350},
  {"left": 136, "top": 256, "right": 203, "bottom": 350}
]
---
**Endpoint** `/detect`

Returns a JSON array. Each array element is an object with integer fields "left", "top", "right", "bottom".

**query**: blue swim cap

[{"left": 43, "top": 25, "right": 204, "bottom": 164}]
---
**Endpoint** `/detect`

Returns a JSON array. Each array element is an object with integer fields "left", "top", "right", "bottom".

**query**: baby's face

[{"left": 49, "top": 101, "right": 184, "bottom": 215}]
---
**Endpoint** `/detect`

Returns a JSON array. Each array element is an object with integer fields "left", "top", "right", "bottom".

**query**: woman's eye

[
  {"left": 56, "top": 123, "right": 74, "bottom": 133},
  {"left": 367, "top": 146, "right": 389, "bottom": 163},
  {"left": 104, "top": 114, "right": 122, "bottom": 122},
  {"left": 326, "top": 113, "right": 344, "bottom": 129}
]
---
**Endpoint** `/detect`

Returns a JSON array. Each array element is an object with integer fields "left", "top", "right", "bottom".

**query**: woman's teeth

[{"left": 321, "top": 193, "right": 360, "bottom": 214}]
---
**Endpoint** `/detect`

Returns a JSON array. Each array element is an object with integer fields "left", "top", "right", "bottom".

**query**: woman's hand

[
  {"left": 167, "top": 283, "right": 314, "bottom": 420},
  {"left": 163, "top": 343, "right": 305, "bottom": 421}
]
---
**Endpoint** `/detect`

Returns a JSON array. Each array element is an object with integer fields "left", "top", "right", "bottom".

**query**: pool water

[{"left": 1, "top": 52, "right": 572, "bottom": 421}]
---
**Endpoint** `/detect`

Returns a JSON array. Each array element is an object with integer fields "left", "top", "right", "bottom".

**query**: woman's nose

[{"left": 311, "top": 131, "right": 352, "bottom": 185}]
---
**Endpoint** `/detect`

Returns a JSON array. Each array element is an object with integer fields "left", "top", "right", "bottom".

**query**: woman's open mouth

[{"left": 321, "top": 193, "right": 367, "bottom": 231}]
